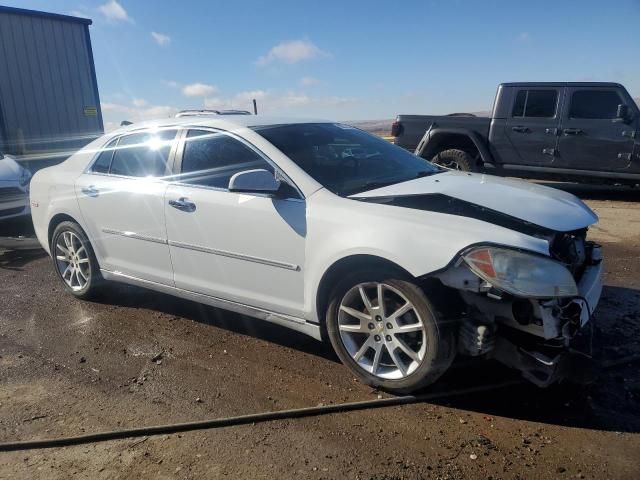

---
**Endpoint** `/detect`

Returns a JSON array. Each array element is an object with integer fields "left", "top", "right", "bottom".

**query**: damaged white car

[{"left": 29, "top": 117, "right": 602, "bottom": 393}]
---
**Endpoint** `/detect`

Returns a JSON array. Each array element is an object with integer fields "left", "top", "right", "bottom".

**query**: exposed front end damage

[{"left": 434, "top": 231, "right": 603, "bottom": 387}]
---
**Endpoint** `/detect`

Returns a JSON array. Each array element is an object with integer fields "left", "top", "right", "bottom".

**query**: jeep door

[
  {"left": 505, "top": 87, "right": 563, "bottom": 166},
  {"left": 557, "top": 87, "right": 635, "bottom": 172}
]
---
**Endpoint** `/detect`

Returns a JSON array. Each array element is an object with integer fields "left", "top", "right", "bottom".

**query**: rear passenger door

[
  {"left": 75, "top": 129, "right": 178, "bottom": 285},
  {"left": 505, "top": 87, "right": 563, "bottom": 166},
  {"left": 557, "top": 87, "right": 635, "bottom": 171}
]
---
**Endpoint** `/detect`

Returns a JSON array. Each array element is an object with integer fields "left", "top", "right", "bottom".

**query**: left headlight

[{"left": 462, "top": 246, "right": 578, "bottom": 298}]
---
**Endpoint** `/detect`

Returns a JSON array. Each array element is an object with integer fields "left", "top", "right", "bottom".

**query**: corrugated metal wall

[{"left": 0, "top": 7, "right": 103, "bottom": 166}]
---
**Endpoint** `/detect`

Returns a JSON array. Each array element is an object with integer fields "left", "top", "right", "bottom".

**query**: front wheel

[{"left": 326, "top": 271, "right": 455, "bottom": 394}]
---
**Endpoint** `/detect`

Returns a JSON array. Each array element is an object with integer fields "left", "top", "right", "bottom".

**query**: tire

[
  {"left": 326, "top": 269, "right": 455, "bottom": 394},
  {"left": 51, "top": 221, "right": 103, "bottom": 300},
  {"left": 431, "top": 149, "right": 475, "bottom": 172}
]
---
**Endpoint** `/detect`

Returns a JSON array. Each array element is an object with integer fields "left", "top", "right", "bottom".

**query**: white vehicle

[
  {"left": 0, "top": 153, "right": 31, "bottom": 221},
  {"left": 29, "top": 116, "right": 603, "bottom": 392}
]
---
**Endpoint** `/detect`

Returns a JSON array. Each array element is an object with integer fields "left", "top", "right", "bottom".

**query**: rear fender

[{"left": 416, "top": 128, "right": 495, "bottom": 166}]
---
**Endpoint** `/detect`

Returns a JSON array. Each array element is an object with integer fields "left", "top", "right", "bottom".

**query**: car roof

[
  {"left": 499, "top": 81, "right": 623, "bottom": 88},
  {"left": 109, "top": 115, "right": 330, "bottom": 136}
]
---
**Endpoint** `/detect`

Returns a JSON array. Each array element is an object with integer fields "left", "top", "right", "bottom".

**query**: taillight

[{"left": 391, "top": 120, "right": 403, "bottom": 137}]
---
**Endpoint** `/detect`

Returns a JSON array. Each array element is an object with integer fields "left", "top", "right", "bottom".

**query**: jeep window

[
  {"left": 109, "top": 130, "right": 177, "bottom": 177},
  {"left": 179, "top": 130, "right": 274, "bottom": 189},
  {"left": 569, "top": 90, "right": 623, "bottom": 119},
  {"left": 512, "top": 90, "right": 558, "bottom": 118},
  {"left": 252, "top": 123, "right": 439, "bottom": 196}
]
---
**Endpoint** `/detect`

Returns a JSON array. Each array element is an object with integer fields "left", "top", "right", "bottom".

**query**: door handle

[
  {"left": 169, "top": 197, "right": 196, "bottom": 212},
  {"left": 544, "top": 128, "right": 558, "bottom": 135},
  {"left": 81, "top": 185, "right": 99, "bottom": 197},
  {"left": 563, "top": 128, "right": 584, "bottom": 136},
  {"left": 511, "top": 126, "right": 530, "bottom": 133}
]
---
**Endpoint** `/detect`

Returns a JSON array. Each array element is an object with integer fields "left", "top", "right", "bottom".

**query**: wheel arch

[
  {"left": 48, "top": 213, "right": 83, "bottom": 250},
  {"left": 417, "top": 129, "right": 495, "bottom": 167},
  {"left": 315, "top": 254, "right": 413, "bottom": 330}
]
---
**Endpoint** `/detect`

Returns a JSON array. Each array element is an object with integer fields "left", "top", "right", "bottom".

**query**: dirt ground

[{"left": 1, "top": 183, "right": 639, "bottom": 479}]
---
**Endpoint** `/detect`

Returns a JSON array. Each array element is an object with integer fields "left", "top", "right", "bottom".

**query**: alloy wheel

[
  {"left": 55, "top": 231, "right": 90, "bottom": 291},
  {"left": 338, "top": 282, "right": 427, "bottom": 379}
]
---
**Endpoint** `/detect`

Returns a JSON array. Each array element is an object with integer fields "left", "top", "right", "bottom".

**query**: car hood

[
  {"left": 0, "top": 155, "right": 25, "bottom": 182},
  {"left": 350, "top": 171, "right": 598, "bottom": 234}
]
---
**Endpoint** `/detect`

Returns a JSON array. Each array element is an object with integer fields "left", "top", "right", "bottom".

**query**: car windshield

[{"left": 251, "top": 123, "right": 440, "bottom": 196}]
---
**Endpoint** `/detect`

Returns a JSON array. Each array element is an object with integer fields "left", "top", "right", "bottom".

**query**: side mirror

[
  {"left": 613, "top": 104, "right": 631, "bottom": 124},
  {"left": 228, "top": 169, "right": 280, "bottom": 195}
]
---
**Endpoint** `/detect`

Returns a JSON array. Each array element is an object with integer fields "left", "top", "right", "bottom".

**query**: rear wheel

[
  {"left": 51, "top": 221, "right": 102, "bottom": 299},
  {"left": 432, "top": 149, "right": 475, "bottom": 171},
  {"left": 326, "top": 270, "right": 455, "bottom": 393}
]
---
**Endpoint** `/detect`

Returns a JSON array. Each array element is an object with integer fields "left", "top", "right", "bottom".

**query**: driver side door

[{"left": 164, "top": 129, "right": 307, "bottom": 317}]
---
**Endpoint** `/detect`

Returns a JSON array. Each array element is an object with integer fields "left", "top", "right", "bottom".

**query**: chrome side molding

[{"left": 168, "top": 240, "right": 300, "bottom": 271}]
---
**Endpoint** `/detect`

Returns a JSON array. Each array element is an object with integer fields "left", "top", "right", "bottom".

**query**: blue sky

[{"left": 8, "top": 0, "right": 640, "bottom": 129}]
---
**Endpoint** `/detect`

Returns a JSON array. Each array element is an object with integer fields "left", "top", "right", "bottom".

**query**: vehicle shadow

[
  {"left": 95, "top": 282, "right": 640, "bottom": 433},
  {"left": 429, "top": 284, "right": 640, "bottom": 433},
  {"left": 0, "top": 248, "right": 47, "bottom": 270},
  {"left": 536, "top": 182, "right": 640, "bottom": 202},
  {"left": 94, "top": 282, "right": 338, "bottom": 363}
]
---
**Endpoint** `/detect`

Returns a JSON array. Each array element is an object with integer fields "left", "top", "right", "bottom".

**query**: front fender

[{"left": 303, "top": 190, "right": 549, "bottom": 323}]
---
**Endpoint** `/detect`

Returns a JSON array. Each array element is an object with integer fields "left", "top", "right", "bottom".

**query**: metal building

[{"left": 0, "top": 6, "right": 103, "bottom": 170}]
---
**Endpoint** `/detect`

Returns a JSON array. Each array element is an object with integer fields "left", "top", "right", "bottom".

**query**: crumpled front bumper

[{"left": 493, "top": 258, "right": 603, "bottom": 387}]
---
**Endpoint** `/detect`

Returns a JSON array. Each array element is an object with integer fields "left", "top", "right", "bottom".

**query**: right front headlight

[{"left": 462, "top": 246, "right": 578, "bottom": 298}]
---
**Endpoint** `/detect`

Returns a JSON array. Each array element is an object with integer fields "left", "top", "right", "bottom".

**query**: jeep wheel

[{"left": 432, "top": 149, "right": 474, "bottom": 171}]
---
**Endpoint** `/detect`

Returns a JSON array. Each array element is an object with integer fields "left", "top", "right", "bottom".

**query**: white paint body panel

[
  {"left": 165, "top": 184, "right": 306, "bottom": 316},
  {"left": 29, "top": 116, "right": 600, "bottom": 332},
  {"left": 352, "top": 171, "right": 598, "bottom": 232},
  {"left": 75, "top": 174, "right": 173, "bottom": 285}
]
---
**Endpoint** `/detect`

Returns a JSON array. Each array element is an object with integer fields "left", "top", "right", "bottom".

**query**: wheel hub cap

[
  {"left": 54, "top": 231, "right": 90, "bottom": 291},
  {"left": 338, "top": 282, "right": 427, "bottom": 380}
]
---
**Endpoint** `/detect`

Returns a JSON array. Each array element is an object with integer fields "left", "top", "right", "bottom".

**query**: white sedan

[{"left": 30, "top": 116, "right": 603, "bottom": 392}]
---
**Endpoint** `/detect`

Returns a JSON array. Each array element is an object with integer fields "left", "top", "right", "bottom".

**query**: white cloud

[
  {"left": 100, "top": 100, "right": 178, "bottom": 131},
  {"left": 132, "top": 98, "right": 147, "bottom": 107},
  {"left": 256, "top": 39, "right": 330, "bottom": 66},
  {"left": 204, "top": 89, "right": 356, "bottom": 113},
  {"left": 300, "top": 76, "right": 322, "bottom": 87},
  {"left": 98, "top": 0, "right": 132, "bottom": 23},
  {"left": 182, "top": 83, "right": 218, "bottom": 97},
  {"left": 151, "top": 31, "right": 171, "bottom": 46},
  {"left": 68, "top": 10, "right": 90, "bottom": 19}
]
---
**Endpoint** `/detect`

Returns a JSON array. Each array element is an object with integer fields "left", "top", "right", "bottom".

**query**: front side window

[
  {"left": 179, "top": 130, "right": 273, "bottom": 189},
  {"left": 512, "top": 90, "right": 558, "bottom": 118},
  {"left": 252, "top": 123, "right": 439, "bottom": 196},
  {"left": 569, "top": 90, "right": 623, "bottom": 119},
  {"left": 109, "top": 129, "right": 176, "bottom": 177}
]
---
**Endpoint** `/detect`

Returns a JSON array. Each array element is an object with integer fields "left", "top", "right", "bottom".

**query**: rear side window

[
  {"left": 91, "top": 138, "right": 118, "bottom": 173},
  {"left": 512, "top": 90, "right": 558, "bottom": 118},
  {"left": 109, "top": 130, "right": 176, "bottom": 177},
  {"left": 180, "top": 130, "right": 273, "bottom": 189},
  {"left": 569, "top": 90, "right": 622, "bottom": 119}
]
